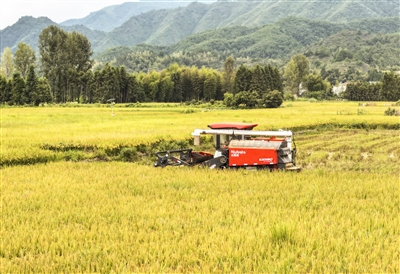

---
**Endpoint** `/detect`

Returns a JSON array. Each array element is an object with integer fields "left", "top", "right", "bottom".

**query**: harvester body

[{"left": 154, "top": 122, "right": 300, "bottom": 171}]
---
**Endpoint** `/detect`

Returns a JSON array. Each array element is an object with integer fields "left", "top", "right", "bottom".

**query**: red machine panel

[
  {"left": 228, "top": 147, "right": 278, "bottom": 166},
  {"left": 208, "top": 122, "right": 258, "bottom": 130}
]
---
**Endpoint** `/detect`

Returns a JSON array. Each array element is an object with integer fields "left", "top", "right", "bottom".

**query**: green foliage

[
  {"left": 284, "top": 54, "right": 310, "bottom": 94},
  {"left": 384, "top": 108, "right": 398, "bottom": 116},
  {"left": 36, "top": 77, "right": 53, "bottom": 104},
  {"left": 232, "top": 91, "right": 259, "bottom": 109},
  {"left": 342, "top": 72, "right": 400, "bottom": 102},
  {"left": 234, "top": 64, "right": 252, "bottom": 94},
  {"left": 182, "top": 108, "right": 196, "bottom": 114},
  {"left": 222, "top": 56, "right": 236, "bottom": 94},
  {"left": 1, "top": 47, "right": 14, "bottom": 78},
  {"left": 381, "top": 72, "right": 400, "bottom": 101},
  {"left": 262, "top": 90, "right": 284, "bottom": 108},
  {"left": 2, "top": 15, "right": 400, "bottom": 105},
  {"left": 119, "top": 147, "right": 139, "bottom": 162},
  {"left": 92, "top": 17, "right": 400, "bottom": 76},
  {"left": 11, "top": 72, "right": 26, "bottom": 105},
  {"left": 283, "top": 92, "right": 295, "bottom": 101},
  {"left": 302, "top": 73, "right": 334, "bottom": 101},
  {"left": 25, "top": 65, "right": 37, "bottom": 105},
  {"left": 334, "top": 48, "right": 354, "bottom": 62},
  {"left": 223, "top": 92, "right": 234, "bottom": 107},
  {"left": 13, "top": 42, "right": 36, "bottom": 78},
  {"left": 306, "top": 30, "right": 400, "bottom": 78},
  {"left": 38, "top": 25, "right": 93, "bottom": 103}
]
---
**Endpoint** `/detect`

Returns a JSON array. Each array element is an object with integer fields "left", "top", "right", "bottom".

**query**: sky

[{"left": 0, "top": 0, "right": 131, "bottom": 29}]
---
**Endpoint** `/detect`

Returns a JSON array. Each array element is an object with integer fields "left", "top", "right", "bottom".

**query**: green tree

[
  {"left": 0, "top": 75, "right": 11, "bottom": 103},
  {"left": 38, "top": 25, "right": 93, "bottom": 103},
  {"left": 181, "top": 68, "right": 193, "bottom": 101},
  {"left": 262, "top": 90, "right": 283, "bottom": 108},
  {"left": 14, "top": 42, "right": 36, "bottom": 78},
  {"left": 203, "top": 72, "right": 217, "bottom": 101},
  {"left": 250, "top": 65, "right": 267, "bottom": 96},
  {"left": 366, "top": 69, "right": 383, "bottom": 82},
  {"left": 38, "top": 25, "right": 68, "bottom": 102},
  {"left": 159, "top": 74, "right": 174, "bottom": 102},
  {"left": 36, "top": 77, "right": 53, "bottom": 104},
  {"left": 141, "top": 70, "right": 160, "bottom": 102},
  {"left": 65, "top": 31, "right": 93, "bottom": 102},
  {"left": 272, "top": 67, "right": 283, "bottom": 93},
  {"left": 102, "top": 63, "right": 120, "bottom": 103},
  {"left": 11, "top": 72, "right": 26, "bottom": 105},
  {"left": 284, "top": 54, "right": 310, "bottom": 95},
  {"left": 222, "top": 56, "right": 236, "bottom": 94},
  {"left": 118, "top": 66, "right": 129, "bottom": 103},
  {"left": 234, "top": 64, "right": 251, "bottom": 94},
  {"left": 223, "top": 92, "right": 234, "bottom": 107},
  {"left": 1, "top": 47, "right": 14, "bottom": 78},
  {"left": 381, "top": 72, "right": 400, "bottom": 101},
  {"left": 168, "top": 63, "right": 183, "bottom": 102},
  {"left": 305, "top": 74, "right": 327, "bottom": 92},
  {"left": 263, "top": 65, "right": 273, "bottom": 92},
  {"left": 191, "top": 66, "right": 202, "bottom": 101},
  {"left": 232, "top": 91, "right": 258, "bottom": 108},
  {"left": 334, "top": 48, "right": 353, "bottom": 62},
  {"left": 26, "top": 65, "right": 38, "bottom": 105}
]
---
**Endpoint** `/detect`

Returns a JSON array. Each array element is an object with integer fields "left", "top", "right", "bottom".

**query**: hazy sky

[{"left": 0, "top": 0, "right": 130, "bottom": 29}]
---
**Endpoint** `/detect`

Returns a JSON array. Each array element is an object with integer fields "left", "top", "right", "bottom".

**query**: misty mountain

[
  {"left": 105, "top": 0, "right": 400, "bottom": 47},
  {"left": 0, "top": 16, "right": 56, "bottom": 53},
  {"left": 60, "top": 1, "right": 197, "bottom": 32},
  {"left": 1, "top": 0, "right": 398, "bottom": 55},
  {"left": 0, "top": 16, "right": 117, "bottom": 54}
]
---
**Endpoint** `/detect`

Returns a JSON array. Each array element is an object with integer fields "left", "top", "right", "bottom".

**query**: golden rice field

[{"left": 1, "top": 101, "right": 399, "bottom": 273}]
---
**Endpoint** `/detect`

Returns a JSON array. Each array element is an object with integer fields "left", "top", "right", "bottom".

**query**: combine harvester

[{"left": 154, "top": 122, "right": 301, "bottom": 171}]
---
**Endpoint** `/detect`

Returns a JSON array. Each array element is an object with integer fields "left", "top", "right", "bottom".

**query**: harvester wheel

[{"left": 220, "top": 157, "right": 227, "bottom": 164}]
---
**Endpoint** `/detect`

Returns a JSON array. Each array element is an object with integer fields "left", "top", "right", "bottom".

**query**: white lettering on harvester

[
  {"left": 259, "top": 158, "right": 273, "bottom": 162},
  {"left": 231, "top": 150, "right": 246, "bottom": 157}
]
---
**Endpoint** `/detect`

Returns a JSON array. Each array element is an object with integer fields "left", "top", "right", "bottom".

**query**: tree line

[
  {"left": 0, "top": 58, "right": 284, "bottom": 106},
  {"left": 342, "top": 72, "right": 400, "bottom": 102},
  {"left": 1, "top": 25, "right": 399, "bottom": 107},
  {"left": 0, "top": 25, "right": 283, "bottom": 106}
]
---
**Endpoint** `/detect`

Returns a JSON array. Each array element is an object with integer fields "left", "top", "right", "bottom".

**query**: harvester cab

[{"left": 154, "top": 122, "right": 300, "bottom": 171}]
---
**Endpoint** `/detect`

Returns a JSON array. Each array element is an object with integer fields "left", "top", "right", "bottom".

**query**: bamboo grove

[{"left": 1, "top": 25, "right": 399, "bottom": 106}]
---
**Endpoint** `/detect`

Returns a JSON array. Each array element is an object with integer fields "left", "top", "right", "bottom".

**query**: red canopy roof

[{"left": 208, "top": 122, "right": 258, "bottom": 130}]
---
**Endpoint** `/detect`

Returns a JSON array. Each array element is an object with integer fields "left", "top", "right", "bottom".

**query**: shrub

[
  {"left": 119, "top": 147, "right": 139, "bottom": 162},
  {"left": 182, "top": 109, "right": 195, "bottom": 114},
  {"left": 284, "top": 92, "right": 295, "bottom": 101},
  {"left": 223, "top": 92, "right": 234, "bottom": 107},
  {"left": 384, "top": 108, "right": 397, "bottom": 116},
  {"left": 233, "top": 91, "right": 258, "bottom": 108},
  {"left": 263, "top": 90, "right": 283, "bottom": 108}
]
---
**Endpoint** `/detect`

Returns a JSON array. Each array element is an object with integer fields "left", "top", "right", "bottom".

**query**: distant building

[
  {"left": 332, "top": 82, "right": 348, "bottom": 96},
  {"left": 298, "top": 82, "right": 306, "bottom": 96}
]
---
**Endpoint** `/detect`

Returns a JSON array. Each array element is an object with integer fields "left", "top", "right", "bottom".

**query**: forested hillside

[
  {"left": 1, "top": 0, "right": 398, "bottom": 54},
  {"left": 106, "top": 0, "right": 400, "bottom": 47},
  {"left": 95, "top": 17, "right": 400, "bottom": 74}
]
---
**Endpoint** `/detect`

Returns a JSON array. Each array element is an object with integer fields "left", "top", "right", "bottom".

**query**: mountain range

[
  {"left": 94, "top": 16, "right": 399, "bottom": 73},
  {"left": 60, "top": 0, "right": 197, "bottom": 32},
  {"left": 0, "top": 0, "right": 399, "bottom": 72}
]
